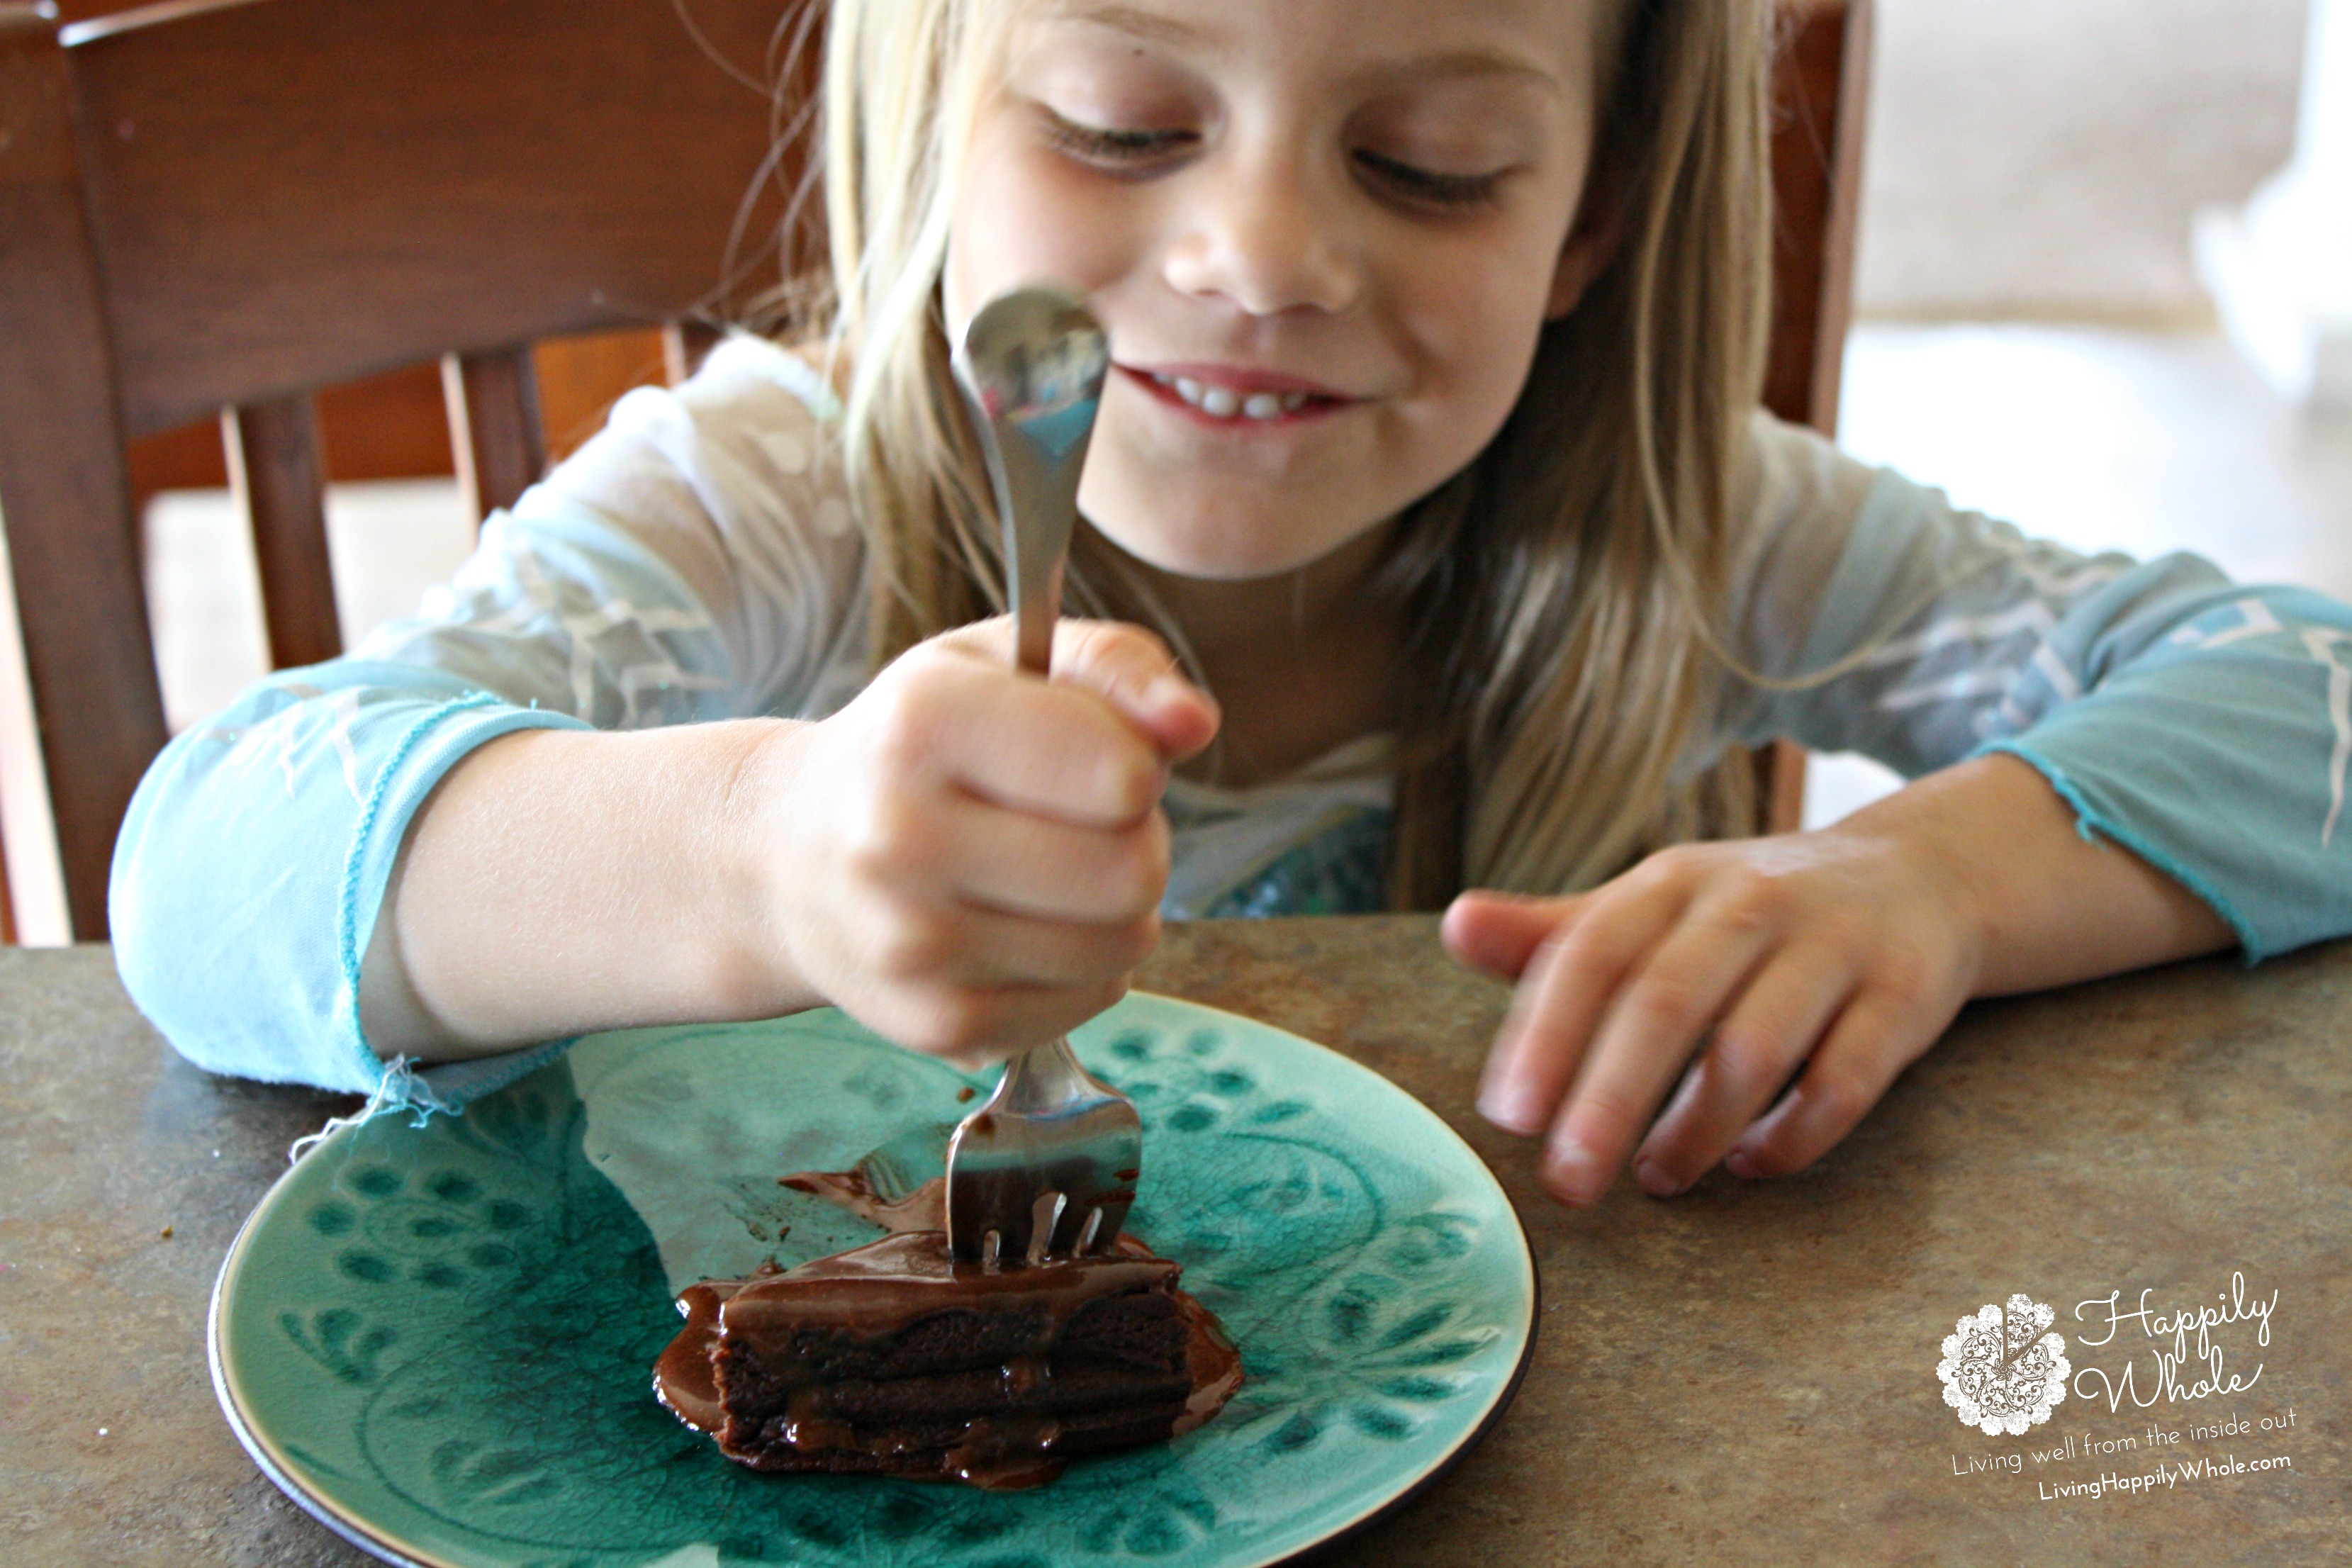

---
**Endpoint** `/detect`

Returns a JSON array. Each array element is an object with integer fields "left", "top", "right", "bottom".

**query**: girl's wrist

[
  {"left": 1815, "top": 763, "right": 2005, "bottom": 997},
  {"left": 711, "top": 717, "right": 828, "bottom": 1021}
]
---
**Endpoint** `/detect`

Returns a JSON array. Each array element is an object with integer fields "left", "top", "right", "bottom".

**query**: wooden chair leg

[
  {"left": 443, "top": 347, "right": 547, "bottom": 526},
  {"left": 0, "top": 9, "right": 169, "bottom": 939},
  {"left": 225, "top": 396, "right": 342, "bottom": 668}
]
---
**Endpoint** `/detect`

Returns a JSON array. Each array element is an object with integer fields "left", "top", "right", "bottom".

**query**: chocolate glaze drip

[{"left": 653, "top": 1167, "right": 1242, "bottom": 1488}]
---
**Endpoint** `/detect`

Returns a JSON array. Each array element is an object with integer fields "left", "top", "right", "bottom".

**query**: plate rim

[{"left": 209, "top": 990, "right": 1540, "bottom": 1568}]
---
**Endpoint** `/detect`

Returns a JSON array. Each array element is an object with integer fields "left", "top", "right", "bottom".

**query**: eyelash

[{"left": 1040, "top": 113, "right": 1504, "bottom": 211}]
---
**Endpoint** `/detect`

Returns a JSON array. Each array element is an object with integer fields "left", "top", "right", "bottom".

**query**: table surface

[{"left": 3, "top": 919, "right": 2345, "bottom": 1566}]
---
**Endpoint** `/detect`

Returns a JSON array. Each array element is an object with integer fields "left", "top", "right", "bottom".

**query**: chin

[
  {"left": 1089, "top": 517, "right": 1340, "bottom": 583},
  {"left": 1080, "top": 478, "right": 1367, "bottom": 583}
]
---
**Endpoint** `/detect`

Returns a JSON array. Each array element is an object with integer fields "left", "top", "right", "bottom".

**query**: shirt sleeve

[
  {"left": 108, "top": 335, "right": 867, "bottom": 1111},
  {"left": 1720, "top": 411, "right": 2352, "bottom": 961}
]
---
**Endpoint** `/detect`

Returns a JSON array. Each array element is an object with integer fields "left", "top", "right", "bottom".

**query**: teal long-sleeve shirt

[{"left": 109, "top": 335, "right": 2352, "bottom": 1114}]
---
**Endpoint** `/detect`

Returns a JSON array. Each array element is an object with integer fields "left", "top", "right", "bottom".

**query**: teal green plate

[{"left": 211, "top": 992, "right": 1537, "bottom": 1567}]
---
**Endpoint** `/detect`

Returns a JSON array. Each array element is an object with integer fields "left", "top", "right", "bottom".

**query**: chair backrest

[
  {"left": 1755, "top": 0, "right": 1872, "bottom": 833},
  {"left": 0, "top": 0, "right": 1869, "bottom": 941},
  {"left": 0, "top": 0, "right": 815, "bottom": 936}
]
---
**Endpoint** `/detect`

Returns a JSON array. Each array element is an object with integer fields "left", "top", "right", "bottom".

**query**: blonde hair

[{"left": 798, "top": 0, "right": 1775, "bottom": 907}]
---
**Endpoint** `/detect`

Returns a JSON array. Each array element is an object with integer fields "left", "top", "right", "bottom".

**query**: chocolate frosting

[{"left": 652, "top": 1167, "right": 1242, "bottom": 1487}]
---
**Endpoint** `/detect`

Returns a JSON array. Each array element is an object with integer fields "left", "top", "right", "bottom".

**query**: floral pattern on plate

[{"left": 213, "top": 992, "right": 1536, "bottom": 1567}]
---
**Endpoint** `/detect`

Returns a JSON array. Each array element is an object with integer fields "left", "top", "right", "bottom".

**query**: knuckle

[
  {"left": 840, "top": 790, "right": 924, "bottom": 883},
  {"left": 867, "top": 685, "right": 946, "bottom": 775},
  {"left": 1107, "top": 822, "right": 1171, "bottom": 914},
  {"left": 1567, "top": 1083, "right": 1648, "bottom": 1143},
  {"left": 904, "top": 989, "right": 997, "bottom": 1057},
  {"left": 1105, "top": 912, "right": 1161, "bottom": 969},
  {"left": 1801, "top": 1059, "right": 1872, "bottom": 1127},
  {"left": 1705, "top": 1033, "right": 1782, "bottom": 1099},
  {"left": 1710, "top": 865, "right": 1783, "bottom": 922},
  {"left": 1628, "top": 975, "right": 1710, "bottom": 1036},
  {"left": 1089, "top": 748, "right": 1163, "bottom": 822},
  {"left": 869, "top": 910, "right": 957, "bottom": 982}
]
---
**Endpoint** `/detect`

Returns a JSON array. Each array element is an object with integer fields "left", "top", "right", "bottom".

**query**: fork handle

[{"left": 1014, "top": 561, "right": 1062, "bottom": 678}]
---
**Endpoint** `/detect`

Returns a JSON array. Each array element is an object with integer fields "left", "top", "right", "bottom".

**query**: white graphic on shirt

[
  {"left": 327, "top": 690, "right": 364, "bottom": 805},
  {"left": 2300, "top": 627, "right": 2352, "bottom": 849},
  {"left": 1853, "top": 600, "right": 2056, "bottom": 671},
  {"left": 1939, "top": 1293, "right": 2071, "bottom": 1436},
  {"left": 2168, "top": 597, "right": 2284, "bottom": 650}
]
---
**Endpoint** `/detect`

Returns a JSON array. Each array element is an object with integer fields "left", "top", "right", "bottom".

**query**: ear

[{"left": 1544, "top": 164, "right": 1628, "bottom": 320}]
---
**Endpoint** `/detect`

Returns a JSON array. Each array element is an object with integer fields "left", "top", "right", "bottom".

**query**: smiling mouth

[{"left": 1122, "top": 366, "right": 1350, "bottom": 426}]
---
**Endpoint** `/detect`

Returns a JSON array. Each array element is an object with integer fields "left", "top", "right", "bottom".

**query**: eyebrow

[{"left": 1043, "top": 4, "right": 1564, "bottom": 96}]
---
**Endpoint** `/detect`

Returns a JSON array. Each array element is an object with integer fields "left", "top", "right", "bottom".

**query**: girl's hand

[
  {"left": 1444, "top": 752, "right": 2236, "bottom": 1207},
  {"left": 1443, "top": 826, "right": 1983, "bottom": 1206},
  {"left": 751, "top": 615, "right": 1218, "bottom": 1060}
]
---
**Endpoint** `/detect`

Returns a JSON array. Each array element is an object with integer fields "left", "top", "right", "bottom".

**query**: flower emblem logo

[{"left": 1937, "top": 1292, "right": 2071, "bottom": 1435}]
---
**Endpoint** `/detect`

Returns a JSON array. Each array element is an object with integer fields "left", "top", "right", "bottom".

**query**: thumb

[
  {"left": 1049, "top": 618, "right": 1220, "bottom": 763},
  {"left": 1441, "top": 889, "right": 1586, "bottom": 981}
]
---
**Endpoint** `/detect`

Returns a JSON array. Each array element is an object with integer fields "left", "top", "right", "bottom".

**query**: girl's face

[{"left": 944, "top": 0, "right": 1613, "bottom": 581}]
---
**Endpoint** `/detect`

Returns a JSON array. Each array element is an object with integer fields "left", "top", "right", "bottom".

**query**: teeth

[{"left": 1150, "top": 373, "right": 1312, "bottom": 420}]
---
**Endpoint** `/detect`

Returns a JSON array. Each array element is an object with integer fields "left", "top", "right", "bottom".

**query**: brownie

[{"left": 654, "top": 1191, "right": 1241, "bottom": 1489}]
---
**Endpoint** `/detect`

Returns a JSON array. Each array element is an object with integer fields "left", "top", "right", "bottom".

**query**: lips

[{"left": 1117, "top": 363, "right": 1354, "bottom": 425}]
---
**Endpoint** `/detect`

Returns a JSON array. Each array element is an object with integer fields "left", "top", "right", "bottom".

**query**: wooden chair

[
  {"left": 0, "top": 0, "right": 818, "bottom": 938},
  {"left": 0, "top": 0, "right": 1869, "bottom": 941},
  {"left": 1757, "top": 0, "right": 1874, "bottom": 832}
]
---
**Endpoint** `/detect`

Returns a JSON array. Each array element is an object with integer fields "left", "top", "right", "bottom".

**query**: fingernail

[
  {"left": 1542, "top": 1138, "right": 1605, "bottom": 1205},
  {"left": 1145, "top": 671, "right": 1198, "bottom": 711},
  {"left": 1725, "top": 1146, "right": 1762, "bottom": 1179},
  {"left": 1477, "top": 1078, "right": 1545, "bottom": 1136},
  {"left": 1634, "top": 1158, "right": 1683, "bottom": 1198}
]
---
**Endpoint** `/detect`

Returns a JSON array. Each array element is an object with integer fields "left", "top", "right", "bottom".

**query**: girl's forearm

[
  {"left": 1829, "top": 751, "right": 2234, "bottom": 997},
  {"left": 358, "top": 720, "right": 818, "bottom": 1062}
]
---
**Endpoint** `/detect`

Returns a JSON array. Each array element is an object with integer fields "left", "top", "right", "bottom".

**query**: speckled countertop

[{"left": 2, "top": 921, "right": 2345, "bottom": 1565}]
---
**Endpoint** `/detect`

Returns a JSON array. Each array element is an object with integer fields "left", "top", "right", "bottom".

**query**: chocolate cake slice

[{"left": 654, "top": 1177, "right": 1241, "bottom": 1489}]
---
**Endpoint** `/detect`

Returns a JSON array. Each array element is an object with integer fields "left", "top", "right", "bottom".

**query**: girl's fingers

[
  {"left": 933, "top": 791, "right": 1169, "bottom": 924},
  {"left": 886, "top": 654, "right": 1168, "bottom": 827},
  {"left": 853, "top": 974, "right": 1131, "bottom": 1062},
  {"left": 1537, "top": 900, "right": 1781, "bottom": 1205},
  {"left": 917, "top": 902, "right": 1159, "bottom": 990},
  {"left": 1474, "top": 880, "right": 1686, "bottom": 1138},
  {"left": 1630, "top": 944, "right": 1855, "bottom": 1195},
  {"left": 1441, "top": 890, "right": 1587, "bottom": 981},
  {"left": 1722, "top": 984, "right": 1949, "bottom": 1178}
]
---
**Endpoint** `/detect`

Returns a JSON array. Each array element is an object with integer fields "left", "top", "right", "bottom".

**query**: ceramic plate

[{"left": 211, "top": 992, "right": 1538, "bottom": 1567}]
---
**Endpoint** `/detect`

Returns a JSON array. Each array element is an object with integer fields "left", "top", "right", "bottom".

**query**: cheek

[
  {"left": 946, "top": 132, "right": 1143, "bottom": 332},
  {"left": 1395, "top": 240, "right": 1559, "bottom": 447}
]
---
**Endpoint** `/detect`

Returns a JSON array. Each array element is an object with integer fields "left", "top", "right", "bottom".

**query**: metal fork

[{"left": 941, "top": 284, "right": 1143, "bottom": 1269}]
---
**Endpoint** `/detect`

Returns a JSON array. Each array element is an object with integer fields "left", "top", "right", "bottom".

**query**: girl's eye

[
  {"left": 1353, "top": 148, "right": 1504, "bottom": 211},
  {"left": 1041, "top": 111, "right": 1194, "bottom": 170}
]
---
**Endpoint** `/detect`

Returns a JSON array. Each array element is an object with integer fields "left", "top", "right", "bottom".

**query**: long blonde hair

[{"left": 797, "top": 0, "right": 1774, "bottom": 907}]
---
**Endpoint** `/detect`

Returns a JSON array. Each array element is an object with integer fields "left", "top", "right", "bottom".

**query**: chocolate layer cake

[{"left": 654, "top": 1176, "right": 1240, "bottom": 1489}]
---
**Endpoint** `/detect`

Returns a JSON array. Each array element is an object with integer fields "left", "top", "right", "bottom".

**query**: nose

[{"left": 1160, "top": 142, "right": 1362, "bottom": 318}]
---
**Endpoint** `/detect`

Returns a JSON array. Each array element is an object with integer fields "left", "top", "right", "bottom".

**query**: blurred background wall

[{"left": 1858, "top": 0, "right": 2309, "bottom": 321}]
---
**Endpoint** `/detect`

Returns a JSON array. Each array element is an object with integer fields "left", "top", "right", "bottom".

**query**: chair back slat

[
  {"left": 1756, "top": 0, "right": 1872, "bottom": 835},
  {"left": 1765, "top": 0, "right": 1873, "bottom": 438},
  {"left": 62, "top": 0, "right": 810, "bottom": 438},
  {"left": 0, "top": 9, "right": 170, "bottom": 940},
  {"left": 225, "top": 395, "right": 340, "bottom": 668},
  {"left": 443, "top": 347, "right": 548, "bottom": 527}
]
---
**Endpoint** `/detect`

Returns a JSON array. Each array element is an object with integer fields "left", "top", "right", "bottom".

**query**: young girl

[{"left": 113, "top": 0, "right": 2351, "bottom": 1211}]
